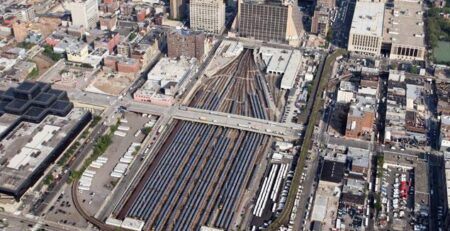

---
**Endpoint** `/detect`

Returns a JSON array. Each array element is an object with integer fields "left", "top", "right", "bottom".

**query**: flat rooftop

[
  {"left": 350, "top": 2, "right": 385, "bottom": 37},
  {"left": 0, "top": 109, "right": 88, "bottom": 197},
  {"left": 383, "top": 0, "right": 425, "bottom": 47},
  {"left": 146, "top": 57, "right": 193, "bottom": 84}
]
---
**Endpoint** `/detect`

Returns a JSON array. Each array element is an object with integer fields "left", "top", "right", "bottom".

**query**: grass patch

[
  {"left": 43, "top": 174, "right": 54, "bottom": 185},
  {"left": 17, "top": 41, "right": 35, "bottom": 50},
  {"left": 433, "top": 41, "right": 450, "bottom": 64},
  {"left": 58, "top": 141, "right": 81, "bottom": 166},
  {"left": 268, "top": 49, "right": 347, "bottom": 230},
  {"left": 90, "top": 115, "right": 102, "bottom": 128},
  {"left": 376, "top": 155, "right": 384, "bottom": 178},
  {"left": 70, "top": 120, "right": 120, "bottom": 181},
  {"left": 27, "top": 67, "right": 39, "bottom": 79}
]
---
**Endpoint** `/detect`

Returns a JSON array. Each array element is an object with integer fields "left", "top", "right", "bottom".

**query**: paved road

[
  {"left": 128, "top": 102, "right": 303, "bottom": 140},
  {"left": 0, "top": 211, "right": 82, "bottom": 231}
]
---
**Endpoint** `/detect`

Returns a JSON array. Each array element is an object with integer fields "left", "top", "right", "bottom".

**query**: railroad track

[
  {"left": 188, "top": 49, "right": 273, "bottom": 121},
  {"left": 115, "top": 120, "right": 268, "bottom": 231},
  {"left": 71, "top": 180, "right": 115, "bottom": 231}
]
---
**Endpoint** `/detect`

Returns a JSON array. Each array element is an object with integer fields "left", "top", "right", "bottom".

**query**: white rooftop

[
  {"left": 121, "top": 218, "right": 145, "bottom": 231},
  {"left": 350, "top": 2, "right": 385, "bottom": 37},
  {"left": 146, "top": 57, "right": 192, "bottom": 84},
  {"left": 281, "top": 50, "right": 302, "bottom": 90}
]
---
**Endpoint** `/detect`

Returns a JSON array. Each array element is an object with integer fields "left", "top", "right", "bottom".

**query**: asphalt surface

[{"left": 31, "top": 122, "right": 107, "bottom": 217}]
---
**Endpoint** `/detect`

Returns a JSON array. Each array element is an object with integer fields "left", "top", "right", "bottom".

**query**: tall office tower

[
  {"left": 190, "top": 0, "right": 225, "bottom": 34},
  {"left": 65, "top": 0, "right": 100, "bottom": 30},
  {"left": 170, "top": 0, "right": 185, "bottom": 20},
  {"left": 238, "top": 0, "right": 303, "bottom": 46}
]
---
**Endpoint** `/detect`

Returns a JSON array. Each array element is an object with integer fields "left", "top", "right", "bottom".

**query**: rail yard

[
  {"left": 108, "top": 45, "right": 304, "bottom": 230},
  {"left": 115, "top": 120, "right": 270, "bottom": 230},
  {"left": 189, "top": 48, "right": 275, "bottom": 121}
]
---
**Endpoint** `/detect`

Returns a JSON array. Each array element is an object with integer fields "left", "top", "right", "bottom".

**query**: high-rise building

[
  {"left": 316, "top": 0, "right": 336, "bottom": 9},
  {"left": 237, "top": 0, "right": 303, "bottom": 46},
  {"left": 167, "top": 29, "right": 205, "bottom": 60},
  {"left": 311, "top": 7, "right": 330, "bottom": 37},
  {"left": 170, "top": 0, "right": 185, "bottom": 20},
  {"left": 12, "top": 21, "right": 28, "bottom": 42},
  {"left": 6, "top": 4, "right": 36, "bottom": 22},
  {"left": 348, "top": 0, "right": 425, "bottom": 60},
  {"left": 65, "top": 0, "right": 99, "bottom": 30},
  {"left": 347, "top": 1, "right": 384, "bottom": 55},
  {"left": 190, "top": 0, "right": 226, "bottom": 34}
]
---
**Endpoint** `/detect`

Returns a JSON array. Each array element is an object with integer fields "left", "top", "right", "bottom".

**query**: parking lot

[
  {"left": 377, "top": 166, "right": 416, "bottom": 230},
  {"left": 337, "top": 202, "right": 365, "bottom": 229},
  {"left": 76, "top": 112, "right": 155, "bottom": 216},
  {"left": 44, "top": 186, "right": 89, "bottom": 229}
]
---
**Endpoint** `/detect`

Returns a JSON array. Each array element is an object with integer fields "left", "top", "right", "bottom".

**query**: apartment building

[
  {"left": 311, "top": 7, "right": 330, "bottom": 37},
  {"left": 167, "top": 29, "right": 205, "bottom": 60},
  {"left": 65, "top": 0, "right": 99, "bottom": 30},
  {"left": 190, "top": 0, "right": 225, "bottom": 34}
]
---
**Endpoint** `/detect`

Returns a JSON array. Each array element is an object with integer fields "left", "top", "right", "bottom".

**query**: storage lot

[{"left": 76, "top": 112, "right": 155, "bottom": 216}]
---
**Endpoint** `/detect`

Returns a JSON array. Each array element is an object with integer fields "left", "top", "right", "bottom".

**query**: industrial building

[
  {"left": 190, "top": 0, "right": 225, "bottom": 34},
  {"left": 237, "top": 0, "right": 303, "bottom": 46},
  {"left": 348, "top": 1, "right": 385, "bottom": 55},
  {"left": 310, "top": 158, "right": 345, "bottom": 230},
  {"left": 258, "top": 47, "right": 303, "bottom": 90},
  {"left": 0, "top": 81, "right": 91, "bottom": 200},
  {"left": 65, "top": 0, "right": 100, "bottom": 30},
  {"left": 344, "top": 75, "right": 379, "bottom": 140},
  {"left": 345, "top": 95, "right": 376, "bottom": 140}
]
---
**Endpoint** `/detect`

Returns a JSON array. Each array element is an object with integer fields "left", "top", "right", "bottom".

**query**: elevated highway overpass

[
  {"left": 128, "top": 102, "right": 303, "bottom": 140},
  {"left": 68, "top": 93, "right": 303, "bottom": 140}
]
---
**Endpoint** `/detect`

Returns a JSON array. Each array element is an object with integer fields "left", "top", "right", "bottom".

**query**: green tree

[
  {"left": 28, "top": 67, "right": 39, "bottom": 79},
  {"left": 43, "top": 174, "right": 54, "bottom": 185},
  {"left": 326, "top": 28, "right": 333, "bottom": 43}
]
